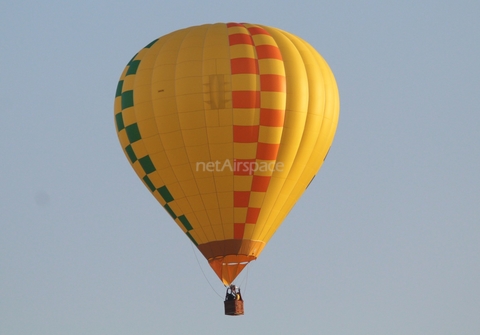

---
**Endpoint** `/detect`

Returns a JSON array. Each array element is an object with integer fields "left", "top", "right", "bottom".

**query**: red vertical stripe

[
  {"left": 228, "top": 23, "right": 286, "bottom": 232},
  {"left": 233, "top": 125, "right": 259, "bottom": 143},
  {"left": 260, "top": 108, "right": 285, "bottom": 126},
  {"left": 234, "top": 223, "right": 245, "bottom": 239},
  {"left": 256, "top": 143, "right": 280, "bottom": 160},
  {"left": 247, "top": 27, "right": 269, "bottom": 35},
  {"left": 229, "top": 33, "right": 254, "bottom": 45},
  {"left": 256, "top": 45, "right": 283, "bottom": 60},
  {"left": 260, "top": 74, "right": 286, "bottom": 92},
  {"left": 232, "top": 91, "right": 260, "bottom": 108},
  {"left": 231, "top": 58, "right": 258, "bottom": 74},
  {"left": 234, "top": 191, "right": 250, "bottom": 207},
  {"left": 251, "top": 175, "right": 271, "bottom": 192},
  {"left": 246, "top": 207, "right": 261, "bottom": 223}
]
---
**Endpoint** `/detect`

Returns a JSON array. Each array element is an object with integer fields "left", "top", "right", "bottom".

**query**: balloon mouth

[
  {"left": 208, "top": 255, "right": 257, "bottom": 285},
  {"left": 198, "top": 239, "right": 265, "bottom": 285}
]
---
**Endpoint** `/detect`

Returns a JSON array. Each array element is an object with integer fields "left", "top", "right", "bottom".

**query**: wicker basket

[{"left": 224, "top": 299, "right": 244, "bottom": 316}]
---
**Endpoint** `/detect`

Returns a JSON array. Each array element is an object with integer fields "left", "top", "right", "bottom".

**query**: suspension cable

[
  {"left": 190, "top": 243, "right": 223, "bottom": 299},
  {"left": 238, "top": 261, "right": 253, "bottom": 295}
]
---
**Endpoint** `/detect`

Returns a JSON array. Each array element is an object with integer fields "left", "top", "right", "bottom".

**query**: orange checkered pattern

[{"left": 227, "top": 23, "right": 286, "bottom": 239}]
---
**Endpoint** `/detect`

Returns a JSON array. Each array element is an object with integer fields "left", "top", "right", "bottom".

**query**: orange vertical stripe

[
  {"left": 259, "top": 108, "right": 285, "bottom": 126},
  {"left": 256, "top": 143, "right": 280, "bottom": 160},
  {"left": 256, "top": 45, "right": 283, "bottom": 60},
  {"left": 260, "top": 74, "right": 286, "bottom": 92},
  {"left": 247, "top": 27, "right": 269, "bottom": 35},
  {"left": 228, "top": 23, "right": 286, "bottom": 234},
  {"left": 251, "top": 175, "right": 271, "bottom": 192},
  {"left": 246, "top": 207, "right": 261, "bottom": 223},
  {"left": 229, "top": 33, "right": 253, "bottom": 45}
]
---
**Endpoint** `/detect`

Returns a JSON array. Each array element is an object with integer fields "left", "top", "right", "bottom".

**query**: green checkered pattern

[{"left": 114, "top": 40, "right": 197, "bottom": 246}]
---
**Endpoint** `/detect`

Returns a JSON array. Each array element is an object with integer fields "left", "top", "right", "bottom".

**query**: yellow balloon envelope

[{"left": 114, "top": 23, "right": 339, "bottom": 285}]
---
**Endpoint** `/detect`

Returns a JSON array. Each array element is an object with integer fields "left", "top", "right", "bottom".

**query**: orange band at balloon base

[{"left": 198, "top": 239, "right": 265, "bottom": 285}]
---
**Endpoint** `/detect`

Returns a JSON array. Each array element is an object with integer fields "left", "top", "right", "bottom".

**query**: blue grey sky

[{"left": 1, "top": 0, "right": 479, "bottom": 334}]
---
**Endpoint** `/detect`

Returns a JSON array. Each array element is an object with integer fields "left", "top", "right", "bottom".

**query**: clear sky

[{"left": 1, "top": 0, "right": 479, "bottom": 334}]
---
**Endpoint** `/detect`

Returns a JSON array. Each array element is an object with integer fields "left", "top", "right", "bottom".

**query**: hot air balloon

[{"left": 114, "top": 22, "right": 339, "bottom": 315}]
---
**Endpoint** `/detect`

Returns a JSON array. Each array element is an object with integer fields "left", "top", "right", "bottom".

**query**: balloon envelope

[{"left": 114, "top": 23, "right": 339, "bottom": 285}]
